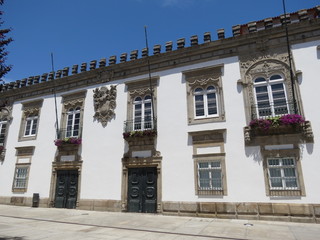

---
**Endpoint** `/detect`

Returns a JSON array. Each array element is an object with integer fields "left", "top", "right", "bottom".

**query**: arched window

[
  {"left": 194, "top": 86, "right": 218, "bottom": 118},
  {"left": 133, "top": 95, "right": 153, "bottom": 130},
  {"left": 254, "top": 74, "right": 288, "bottom": 117},
  {"left": 66, "top": 106, "right": 81, "bottom": 137}
]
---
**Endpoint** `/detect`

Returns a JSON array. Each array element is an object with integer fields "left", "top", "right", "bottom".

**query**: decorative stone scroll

[{"left": 93, "top": 85, "right": 117, "bottom": 127}]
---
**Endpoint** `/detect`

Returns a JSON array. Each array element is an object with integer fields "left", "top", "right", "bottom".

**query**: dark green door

[
  {"left": 128, "top": 167, "right": 157, "bottom": 213},
  {"left": 55, "top": 170, "right": 78, "bottom": 209}
]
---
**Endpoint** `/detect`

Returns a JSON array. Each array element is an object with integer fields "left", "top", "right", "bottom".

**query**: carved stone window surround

[
  {"left": 18, "top": 99, "right": 43, "bottom": 142},
  {"left": 184, "top": 66, "right": 225, "bottom": 125},
  {"left": 261, "top": 145, "right": 306, "bottom": 197}
]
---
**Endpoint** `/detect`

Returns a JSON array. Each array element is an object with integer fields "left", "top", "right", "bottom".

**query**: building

[{"left": 0, "top": 6, "right": 320, "bottom": 222}]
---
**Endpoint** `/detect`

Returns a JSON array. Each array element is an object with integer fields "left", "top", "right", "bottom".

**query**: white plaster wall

[{"left": 291, "top": 40, "right": 320, "bottom": 203}]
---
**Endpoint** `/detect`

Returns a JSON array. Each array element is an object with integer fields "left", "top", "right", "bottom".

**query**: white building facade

[{"left": 0, "top": 6, "right": 320, "bottom": 222}]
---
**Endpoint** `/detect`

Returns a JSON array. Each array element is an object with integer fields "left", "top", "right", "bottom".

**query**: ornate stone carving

[
  {"left": 93, "top": 85, "right": 117, "bottom": 127},
  {"left": 129, "top": 87, "right": 152, "bottom": 97},
  {"left": 0, "top": 106, "right": 12, "bottom": 122}
]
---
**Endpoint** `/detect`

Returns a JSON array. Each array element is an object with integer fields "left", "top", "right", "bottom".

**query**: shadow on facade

[{"left": 0, "top": 237, "right": 24, "bottom": 240}]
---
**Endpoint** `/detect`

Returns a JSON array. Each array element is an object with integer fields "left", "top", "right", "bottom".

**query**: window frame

[
  {"left": 194, "top": 86, "right": 219, "bottom": 119},
  {"left": 261, "top": 146, "right": 305, "bottom": 197},
  {"left": 0, "top": 120, "right": 7, "bottom": 145},
  {"left": 12, "top": 164, "right": 30, "bottom": 191},
  {"left": 253, "top": 74, "right": 290, "bottom": 118},
  {"left": 18, "top": 100, "right": 43, "bottom": 142}
]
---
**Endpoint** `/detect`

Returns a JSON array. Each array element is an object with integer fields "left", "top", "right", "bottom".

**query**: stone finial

[
  {"left": 232, "top": 25, "right": 241, "bottom": 37},
  {"left": 153, "top": 45, "right": 161, "bottom": 54},
  {"left": 217, "top": 29, "right": 225, "bottom": 39},
  {"left": 41, "top": 73, "right": 48, "bottom": 82},
  {"left": 177, "top": 38, "right": 185, "bottom": 49},
  {"left": 203, "top": 32, "right": 211, "bottom": 43},
  {"left": 72, "top": 65, "right": 78, "bottom": 74},
  {"left": 48, "top": 72, "right": 55, "bottom": 81},
  {"left": 20, "top": 78, "right": 27, "bottom": 87},
  {"left": 62, "top": 67, "right": 69, "bottom": 77},
  {"left": 109, "top": 56, "right": 117, "bottom": 65},
  {"left": 190, "top": 35, "right": 198, "bottom": 46},
  {"left": 14, "top": 80, "right": 21, "bottom": 89},
  {"left": 165, "top": 41, "right": 173, "bottom": 52},
  {"left": 27, "top": 77, "right": 34, "bottom": 85},
  {"left": 280, "top": 14, "right": 291, "bottom": 25},
  {"left": 298, "top": 9, "right": 309, "bottom": 21},
  {"left": 55, "top": 70, "right": 62, "bottom": 78},
  {"left": 8, "top": 82, "right": 14, "bottom": 90},
  {"left": 81, "top": 63, "right": 87, "bottom": 72},
  {"left": 34, "top": 76, "right": 40, "bottom": 84},
  {"left": 248, "top": 22, "right": 257, "bottom": 33},
  {"left": 264, "top": 18, "right": 273, "bottom": 29},
  {"left": 57, "top": 70, "right": 63, "bottom": 78},
  {"left": 90, "top": 60, "right": 97, "bottom": 70},
  {"left": 142, "top": 48, "right": 148, "bottom": 57},
  {"left": 130, "top": 50, "right": 138, "bottom": 60},
  {"left": 120, "top": 53, "right": 127, "bottom": 63},
  {"left": 99, "top": 58, "right": 106, "bottom": 68}
]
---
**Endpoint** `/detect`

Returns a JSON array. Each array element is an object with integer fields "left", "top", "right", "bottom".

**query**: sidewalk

[{"left": 1, "top": 205, "right": 320, "bottom": 240}]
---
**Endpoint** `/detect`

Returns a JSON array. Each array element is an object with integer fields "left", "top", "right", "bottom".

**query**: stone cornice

[{"left": 1, "top": 19, "right": 319, "bottom": 102}]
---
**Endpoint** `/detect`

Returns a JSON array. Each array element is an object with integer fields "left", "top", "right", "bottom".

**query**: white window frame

[
  {"left": 197, "top": 160, "right": 223, "bottom": 191},
  {"left": 66, "top": 107, "right": 81, "bottom": 137},
  {"left": 253, "top": 74, "right": 289, "bottom": 118},
  {"left": 193, "top": 86, "right": 219, "bottom": 119},
  {"left": 24, "top": 115, "right": 38, "bottom": 137},
  {"left": 133, "top": 95, "right": 153, "bottom": 131},
  {"left": 267, "top": 157, "right": 299, "bottom": 190}
]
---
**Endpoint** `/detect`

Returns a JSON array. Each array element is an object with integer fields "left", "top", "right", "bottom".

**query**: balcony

[
  {"left": 123, "top": 117, "right": 157, "bottom": 139},
  {"left": 250, "top": 101, "right": 297, "bottom": 120},
  {"left": 54, "top": 127, "right": 82, "bottom": 147},
  {"left": 244, "top": 114, "right": 314, "bottom": 145}
]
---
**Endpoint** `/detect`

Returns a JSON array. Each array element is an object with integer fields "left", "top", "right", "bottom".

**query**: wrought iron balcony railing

[
  {"left": 123, "top": 117, "right": 157, "bottom": 133},
  {"left": 57, "top": 127, "right": 83, "bottom": 140},
  {"left": 251, "top": 100, "right": 299, "bottom": 120}
]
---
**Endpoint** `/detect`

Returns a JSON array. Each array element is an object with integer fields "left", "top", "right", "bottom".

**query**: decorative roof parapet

[{"left": 0, "top": 6, "right": 319, "bottom": 95}]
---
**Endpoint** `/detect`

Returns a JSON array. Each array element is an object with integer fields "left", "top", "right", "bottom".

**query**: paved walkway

[{"left": 1, "top": 205, "right": 320, "bottom": 240}]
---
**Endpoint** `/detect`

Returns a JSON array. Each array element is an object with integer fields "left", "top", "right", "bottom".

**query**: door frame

[
  {"left": 121, "top": 156, "right": 162, "bottom": 213},
  {"left": 49, "top": 161, "right": 82, "bottom": 208}
]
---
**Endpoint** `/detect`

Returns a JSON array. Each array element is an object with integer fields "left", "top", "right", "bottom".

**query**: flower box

[
  {"left": 54, "top": 137, "right": 82, "bottom": 146},
  {"left": 123, "top": 129, "right": 157, "bottom": 139}
]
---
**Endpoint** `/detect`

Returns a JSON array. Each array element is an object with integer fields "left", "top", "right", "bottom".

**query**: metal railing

[
  {"left": 123, "top": 117, "right": 157, "bottom": 133},
  {"left": 251, "top": 100, "right": 300, "bottom": 120},
  {"left": 57, "top": 127, "right": 83, "bottom": 139}
]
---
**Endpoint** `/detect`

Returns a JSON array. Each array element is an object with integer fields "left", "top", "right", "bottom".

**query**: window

[
  {"left": 190, "top": 129, "right": 227, "bottom": 196},
  {"left": 24, "top": 115, "right": 38, "bottom": 136},
  {"left": 267, "top": 157, "right": 298, "bottom": 190},
  {"left": 194, "top": 86, "right": 218, "bottom": 118},
  {"left": 66, "top": 107, "right": 81, "bottom": 137},
  {"left": 133, "top": 95, "right": 153, "bottom": 130},
  {"left": 125, "top": 78, "right": 158, "bottom": 133},
  {"left": 12, "top": 147, "right": 34, "bottom": 192},
  {"left": 0, "top": 120, "right": 7, "bottom": 145},
  {"left": 185, "top": 66, "right": 225, "bottom": 125},
  {"left": 60, "top": 91, "right": 86, "bottom": 140},
  {"left": 19, "top": 100, "right": 43, "bottom": 141},
  {"left": 13, "top": 166, "right": 29, "bottom": 189},
  {"left": 261, "top": 146, "right": 305, "bottom": 196},
  {"left": 198, "top": 161, "right": 222, "bottom": 191},
  {"left": 254, "top": 74, "right": 289, "bottom": 118}
]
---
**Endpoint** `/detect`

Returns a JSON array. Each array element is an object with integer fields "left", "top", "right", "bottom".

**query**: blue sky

[{"left": 2, "top": 0, "right": 320, "bottom": 82}]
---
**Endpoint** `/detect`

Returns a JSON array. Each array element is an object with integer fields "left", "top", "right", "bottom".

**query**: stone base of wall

[
  {"left": 78, "top": 199, "right": 121, "bottom": 212},
  {"left": 0, "top": 196, "right": 49, "bottom": 208},
  {"left": 162, "top": 201, "right": 320, "bottom": 223}
]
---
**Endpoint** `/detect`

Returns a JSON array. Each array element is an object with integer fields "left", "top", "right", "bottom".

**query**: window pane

[
  {"left": 285, "top": 178, "right": 298, "bottom": 188},
  {"left": 268, "top": 159, "right": 280, "bottom": 166},
  {"left": 207, "top": 93, "right": 217, "bottom": 115},
  {"left": 254, "top": 77, "right": 266, "bottom": 83},
  {"left": 195, "top": 95, "right": 204, "bottom": 116},
  {"left": 269, "top": 168, "right": 281, "bottom": 177},
  {"left": 270, "top": 75, "right": 282, "bottom": 80},
  {"left": 199, "top": 162, "right": 209, "bottom": 168},
  {"left": 270, "top": 178, "right": 283, "bottom": 188}
]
